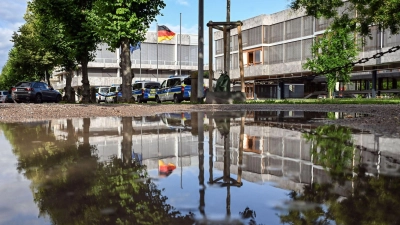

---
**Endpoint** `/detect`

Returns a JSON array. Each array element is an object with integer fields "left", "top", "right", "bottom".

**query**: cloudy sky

[{"left": 0, "top": 0, "right": 290, "bottom": 72}]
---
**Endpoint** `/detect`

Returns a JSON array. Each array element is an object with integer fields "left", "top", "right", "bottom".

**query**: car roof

[
  {"left": 168, "top": 75, "right": 189, "bottom": 78},
  {"left": 135, "top": 80, "right": 160, "bottom": 83}
]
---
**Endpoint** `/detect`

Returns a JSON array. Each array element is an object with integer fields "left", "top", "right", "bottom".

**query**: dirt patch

[{"left": 1, "top": 103, "right": 399, "bottom": 137}]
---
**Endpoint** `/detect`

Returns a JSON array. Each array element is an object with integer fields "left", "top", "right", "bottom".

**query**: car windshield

[
  {"left": 17, "top": 82, "right": 31, "bottom": 87},
  {"left": 145, "top": 83, "right": 160, "bottom": 89},
  {"left": 3, "top": 92, "right": 8, "bottom": 95},
  {"left": 99, "top": 88, "right": 109, "bottom": 93}
]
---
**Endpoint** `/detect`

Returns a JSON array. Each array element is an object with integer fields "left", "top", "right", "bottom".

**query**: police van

[
  {"left": 132, "top": 80, "right": 161, "bottom": 103},
  {"left": 155, "top": 75, "right": 206, "bottom": 103}
]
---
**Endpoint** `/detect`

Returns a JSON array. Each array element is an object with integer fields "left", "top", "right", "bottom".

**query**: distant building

[{"left": 52, "top": 31, "right": 199, "bottom": 90}]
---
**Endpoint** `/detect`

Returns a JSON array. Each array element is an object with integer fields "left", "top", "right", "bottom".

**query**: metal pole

[
  {"left": 238, "top": 25, "right": 245, "bottom": 92},
  {"left": 180, "top": 13, "right": 182, "bottom": 76},
  {"left": 198, "top": 0, "right": 204, "bottom": 102},
  {"left": 157, "top": 24, "right": 159, "bottom": 82},
  {"left": 209, "top": 25, "right": 214, "bottom": 92},
  {"left": 225, "top": 0, "right": 230, "bottom": 74}
]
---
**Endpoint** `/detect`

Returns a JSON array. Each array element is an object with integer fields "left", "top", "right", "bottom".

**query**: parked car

[
  {"left": 11, "top": 81, "right": 62, "bottom": 103},
  {"left": 105, "top": 84, "right": 121, "bottom": 103},
  {"left": 0, "top": 90, "right": 8, "bottom": 103},
  {"left": 95, "top": 86, "right": 110, "bottom": 103},
  {"left": 132, "top": 80, "right": 161, "bottom": 103}
]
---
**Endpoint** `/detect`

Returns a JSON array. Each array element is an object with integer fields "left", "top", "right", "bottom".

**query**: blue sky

[{"left": 0, "top": 0, "right": 291, "bottom": 72}]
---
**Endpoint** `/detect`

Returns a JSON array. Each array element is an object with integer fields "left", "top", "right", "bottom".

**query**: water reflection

[{"left": 1, "top": 110, "right": 400, "bottom": 224}]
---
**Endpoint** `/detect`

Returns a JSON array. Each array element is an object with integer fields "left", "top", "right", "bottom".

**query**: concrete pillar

[
  {"left": 277, "top": 81, "right": 285, "bottom": 99},
  {"left": 393, "top": 78, "right": 397, "bottom": 89},
  {"left": 372, "top": 70, "right": 377, "bottom": 98}
]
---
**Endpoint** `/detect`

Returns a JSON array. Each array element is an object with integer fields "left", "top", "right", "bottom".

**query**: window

[
  {"left": 285, "top": 41, "right": 301, "bottom": 62},
  {"left": 269, "top": 45, "right": 283, "bottom": 64},
  {"left": 270, "top": 23, "right": 284, "bottom": 43},
  {"left": 215, "top": 39, "right": 223, "bottom": 55},
  {"left": 303, "top": 16, "right": 313, "bottom": 36},
  {"left": 161, "top": 80, "right": 167, "bottom": 88},
  {"left": 263, "top": 25, "right": 270, "bottom": 43},
  {"left": 285, "top": 18, "right": 302, "bottom": 40},
  {"left": 247, "top": 26, "right": 262, "bottom": 46},
  {"left": 246, "top": 48, "right": 262, "bottom": 66},
  {"left": 133, "top": 83, "right": 142, "bottom": 90},
  {"left": 43, "top": 83, "right": 49, "bottom": 89},
  {"left": 167, "top": 79, "right": 180, "bottom": 87}
]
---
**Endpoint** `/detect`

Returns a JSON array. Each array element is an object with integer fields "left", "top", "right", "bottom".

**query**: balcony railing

[{"left": 91, "top": 58, "right": 198, "bottom": 67}]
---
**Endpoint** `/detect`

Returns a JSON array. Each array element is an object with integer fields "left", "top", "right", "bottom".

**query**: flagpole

[
  {"left": 140, "top": 44, "right": 142, "bottom": 81},
  {"left": 180, "top": 13, "right": 182, "bottom": 76},
  {"left": 156, "top": 23, "right": 159, "bottom": 82}
]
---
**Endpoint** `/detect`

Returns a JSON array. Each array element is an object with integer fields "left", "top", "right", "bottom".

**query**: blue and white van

[
  {"left": 132, "top": 80, "right": 161, "bottom": 103},
  {"left": 155, "top": 75, "right": 207, "bottom": 103}
]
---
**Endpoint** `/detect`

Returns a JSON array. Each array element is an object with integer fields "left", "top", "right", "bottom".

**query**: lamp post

[{"left": 198, "top": 0, "right": 204, "bottom": 103}]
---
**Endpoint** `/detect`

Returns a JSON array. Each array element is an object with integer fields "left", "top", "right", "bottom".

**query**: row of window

[
  {"left": 215, "top": 15, "right": 328, "bottom": 55},
  {"left": 215, "top": 39, "right": 313, "bottom": 70},
  {"left": 215, "top": 18, "right": 400, "bottom": 55},
  {"left": 94, "top": 43, "right": 198, "bottom": 64}
]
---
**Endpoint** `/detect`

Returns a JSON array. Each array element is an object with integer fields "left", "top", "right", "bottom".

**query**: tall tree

[
  {"left": 31, "top": 0, "right": 101, "bottom": 103},
  {"left": 304, "top": 25, "right": 359, "bottom": 98},
  {"left": 10, "top": 9, "right": 57, "bottom": 85},
  {"left": 31, "top": 3, "right": 79, "bottom": 103},
  {"left": 90, "top": 0, "right": 165, "bottom": 103}
]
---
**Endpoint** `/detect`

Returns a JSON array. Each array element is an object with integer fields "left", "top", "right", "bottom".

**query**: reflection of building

[
  {"left": 215, "top": 115, "right": 400, "bottom": 195},
  {"left": 51, "top": 116, "right": 200, "bottom": 170},
  {"left": 50, "top": 113, "right": 400, "bottom": 194}
]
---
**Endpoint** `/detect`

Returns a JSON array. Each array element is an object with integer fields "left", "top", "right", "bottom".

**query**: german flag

[{"left": 158, "top": 25, "right": 175, "bottom": 42}]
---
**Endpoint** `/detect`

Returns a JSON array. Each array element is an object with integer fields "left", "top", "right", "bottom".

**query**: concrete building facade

[
  {"left": 52, "top": 31, "right": 199, "bottom": 90},
  {"left": 213, "top": 6, "right": 400, "bottom": 98}
]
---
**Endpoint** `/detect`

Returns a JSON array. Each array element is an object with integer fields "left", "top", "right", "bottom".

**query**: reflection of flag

[
  {"left": 158, "top": 25, "right": 175, "bottom": 42},
  {"left": 158, "top": 160, "right": 176, "bottom": 177},
  {"left": 130, "top": 42, "right": 141, "bottom": 52}
]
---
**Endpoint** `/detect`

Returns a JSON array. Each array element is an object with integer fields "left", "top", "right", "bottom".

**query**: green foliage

[
  {"left": 304, "top": 25, "right": 359, "bottom": 97},
  {"left": 304, "top": 125, "right": 355, "bottom": 182},
  {"left": 290, "top": 0, "right": 400, "bottom": 36},
  {"left": 90, "top": 0, "right": 165, "bottom": 50}
]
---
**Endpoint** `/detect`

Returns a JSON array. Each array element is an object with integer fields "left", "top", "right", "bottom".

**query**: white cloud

[
  {"left": 0, "top": 0, "right": 28, "bottom": 71},
  {"left": 176, "top": 0, "right": 189, "bottom": 6}
]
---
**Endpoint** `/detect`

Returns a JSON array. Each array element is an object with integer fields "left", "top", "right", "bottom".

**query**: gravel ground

[{"left": 1, "top": 103, "right": 399, "bottom": 137}]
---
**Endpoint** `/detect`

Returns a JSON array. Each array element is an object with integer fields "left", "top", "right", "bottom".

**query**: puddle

[{"left": 1, "top": 110, "right": 399, "bottom": 225}]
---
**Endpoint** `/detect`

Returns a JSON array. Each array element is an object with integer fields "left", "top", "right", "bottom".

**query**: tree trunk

[
  {"left": 45, "top": 70, "right": 51, "bottom": 86},
  {"left": 121, "top": 117, "right": 133, "bottom": 165},
  {"left": 65, "top": 70, "right": 74, "bottom": 103},
  {"left": 120, "top": 37, "right": 133, "bottom": 103},
  {"left": 80, "top": 56, "right": 91, "bottom": 103}
]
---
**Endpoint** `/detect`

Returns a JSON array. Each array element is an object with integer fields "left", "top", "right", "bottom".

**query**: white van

[
  {"left": 0, "top": 90, "right": 9, "bottom": 103},
  {"left": 96, "top": 87, "right": 110, "bottom": 103}
]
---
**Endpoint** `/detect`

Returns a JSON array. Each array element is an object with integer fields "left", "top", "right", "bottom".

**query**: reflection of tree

[
  {"left": 280, "top": 183, "right": 335, "bottom": 225},
  {"left": 121, "top": 117, "right": 133, "bottom": 164},
  {"left": 239, "top": 207, "right": 258, "bottom": 225},
  {"left": 303, "top": 125, "right": 355, "bottom": 183},
  {"left": 330, "top": 174, "right": 400, "bottom": 225},
  {"left": 279, "top": 124, "right": 355, "bottom": 225},
  {"left": 1, "top": 119, "right": 194, "bottom": 224},
  {"left": 280, "top": 124, "right": 400, "bottom": 225}
]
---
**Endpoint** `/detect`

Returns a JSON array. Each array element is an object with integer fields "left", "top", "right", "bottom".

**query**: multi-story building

[
  {"left": 52, "top": 31, "right": 199, "bottom": 90},
  {"left": 213, "top": 6, "right": 400, "bottom": 98}
]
